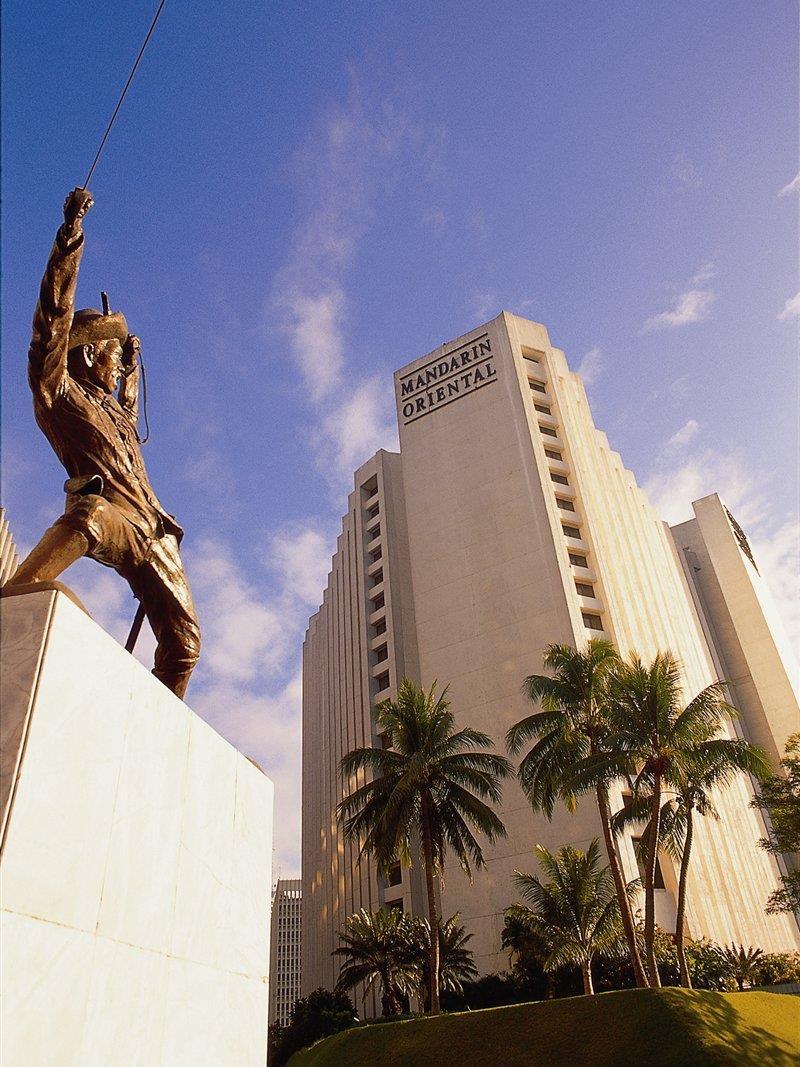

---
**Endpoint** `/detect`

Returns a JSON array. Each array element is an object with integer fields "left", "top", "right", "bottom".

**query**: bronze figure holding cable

[{"left": 7, "top": 189, "right": 201, "bottom": 699}]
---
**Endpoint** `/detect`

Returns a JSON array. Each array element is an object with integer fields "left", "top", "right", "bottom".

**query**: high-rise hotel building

[{"left": 302, "top": 313, "right": 799, "bottom": 995}]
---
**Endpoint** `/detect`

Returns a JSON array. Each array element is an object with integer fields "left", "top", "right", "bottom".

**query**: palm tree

[
  {"left": 717, "top": 943, "right": 764, "bottom": 991},
  {"left": 606, "top": 654, "right": 766, "bottom": 987},
  {"left": 506, "top": 640, "right": 649, "bottom": 988},
  {"left": 511, "top": 841, "right": 630, "bottom": 995},
  {"left": 614, "top": 732, "right": 770, "bottom": 988},
  {"left": 337, "top": 679, "right": 512, "bottom": 1014},
  {"left": 412, "top": 914, "right": 478, "bottom": 1008},
  {"left": 332, "top": 908, "right": 419, "bottom": 1017},
  {"left": 502, "top": 906, "right": 557, "bottom": 997}
]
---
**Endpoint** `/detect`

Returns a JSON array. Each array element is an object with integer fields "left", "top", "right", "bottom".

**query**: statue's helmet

[{"left": 69, "top": 308, "right": 128, "bottom": 350}]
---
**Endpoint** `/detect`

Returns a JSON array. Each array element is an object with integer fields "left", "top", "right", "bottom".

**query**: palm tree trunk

[
  {"left": 420, "top": 792, "right": 441, "bottom": 1014},
  {"left": 676, "top": 806, "right": 693, "bottom": 989},
  {"left": 644, "top": 772, "right": 662, "bottom": 987},
  {"left": 596, "top": 784, "right": 649, "bottom": 988},
  {"left": 582, "top": 961, "right": 594, "bottom": 996}
]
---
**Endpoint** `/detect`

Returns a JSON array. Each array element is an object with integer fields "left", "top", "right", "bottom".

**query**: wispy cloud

[
  {"left": 270, "top": 75, "right": 424, "bottom": 484},
  {"left": 577, "top": 346, "right": 602, "bottom": 386},
  {"left": 643, "top": 263, "right": 716, "bottom": 333},
  {"left": 777, "top": 291, "right": 800, "bottom": 321},
  {"left": 778, "top": 171, "right": 800, "bottom": 197},
  {"left": 665, "top": 418, "right": 700, "bottom": 451},
  {"left": 690, "top": 261, "right": 716, "bottom": 286}
]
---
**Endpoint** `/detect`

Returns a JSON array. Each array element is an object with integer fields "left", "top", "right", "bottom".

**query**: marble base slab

[{"left": 0, "top": 589, "right": 274, "bottom": 1066}]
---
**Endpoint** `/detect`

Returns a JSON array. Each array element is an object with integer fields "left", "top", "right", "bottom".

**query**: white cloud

[
  {"left": 278, "top": 289, "right": 345, "bottom": 402},
  {"left": 188, "top": 539, "right": 288, "bottom": 684},
  {"left": 665, "top": 418, "right": 700, "bottom": 450},
  {"left": 643, "top": 289, "right": 715, "bottom": 332},
  {"left": 777, "top": 291, "right": 800, "bottom": 321},
  {"left": 577, "top": 346, "right": 602, "bottom": 386},
  {"left": 269, "top": 526, "right": 332, "bottom": 607},
  {"left": 778, "top": 171, "right": 800, "bottom": 197},
  {"left": 319, "top": 377, "right": 398, "bottom": 482}
]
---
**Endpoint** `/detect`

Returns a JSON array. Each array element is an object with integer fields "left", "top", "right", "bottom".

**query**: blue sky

[{"left": 2, "top": 1, "right": 798, "bottom": 875}]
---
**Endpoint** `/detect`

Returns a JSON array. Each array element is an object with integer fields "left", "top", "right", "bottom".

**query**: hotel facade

[{"left": 302, "top": 313, "right": 800, "bottom": 998}]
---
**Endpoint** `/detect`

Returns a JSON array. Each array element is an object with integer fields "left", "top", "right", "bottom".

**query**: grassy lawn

[{"left": 289, "top": 988, "right": 799, "bottom": 1066}]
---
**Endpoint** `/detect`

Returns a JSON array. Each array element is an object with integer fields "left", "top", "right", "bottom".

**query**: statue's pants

[{"left": 55, "top": 493, "right": 201, "bottom": 700}]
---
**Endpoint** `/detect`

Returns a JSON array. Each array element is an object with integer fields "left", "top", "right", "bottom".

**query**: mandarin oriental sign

[{"left": 397, "top": 333, "right": 497, "bottom": 424}]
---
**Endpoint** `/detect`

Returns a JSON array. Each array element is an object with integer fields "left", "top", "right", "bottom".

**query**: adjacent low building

[
  {"left": 268, "top": 879, "right": 303, "bottom": 1028},
  {"left": 302, "top": 313, "right": 800, "bottom": 1002}
]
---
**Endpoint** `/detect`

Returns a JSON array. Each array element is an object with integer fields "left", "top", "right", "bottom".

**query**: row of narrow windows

[
  {"left": 527, "top": 362, "right": 605, "bottom": 636},
  {"left": 362, "top": 477, "right": 393, "bottom": 701}
]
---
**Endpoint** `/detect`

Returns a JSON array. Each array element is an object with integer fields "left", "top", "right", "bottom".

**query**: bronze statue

[{"left": 7, "top": 189, "right": 201, "bottom": 699}]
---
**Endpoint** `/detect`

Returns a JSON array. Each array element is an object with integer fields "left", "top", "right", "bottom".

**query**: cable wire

[{"left": 82, "top": 0, "right": 168, "bottom": 189}]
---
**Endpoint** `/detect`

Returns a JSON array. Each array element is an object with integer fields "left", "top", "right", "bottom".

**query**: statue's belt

[{"left": 62, "top": 474, "right": 179, "bottom": 543}]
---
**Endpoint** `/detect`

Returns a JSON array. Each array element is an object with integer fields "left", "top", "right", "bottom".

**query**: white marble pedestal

[{"left": 0, "top": 589, "right": 274, "bottom": 1066}]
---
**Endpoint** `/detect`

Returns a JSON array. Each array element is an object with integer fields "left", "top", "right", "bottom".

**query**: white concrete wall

[{"left": 0, "top": 590, "right": 273, "bottom": 1066}]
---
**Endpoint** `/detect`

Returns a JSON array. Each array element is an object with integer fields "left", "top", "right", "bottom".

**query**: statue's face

[{"left": 87, "top": 339, "right": 123, "bottom": 393}]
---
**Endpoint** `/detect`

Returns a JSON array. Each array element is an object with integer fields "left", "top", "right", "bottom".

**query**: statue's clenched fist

[
  {"left": 63, "top": 188, "right": 94, "bottom": 233},
  {"left": 122, "top": 334, "right": 141, "bottom": 374}
]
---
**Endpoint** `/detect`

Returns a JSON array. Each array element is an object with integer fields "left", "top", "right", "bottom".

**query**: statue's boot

[{"left": 8, "top": 525, "right": 89, "bottom": 585}]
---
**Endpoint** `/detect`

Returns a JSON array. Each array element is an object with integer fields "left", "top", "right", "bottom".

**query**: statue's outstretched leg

[
  {"left": 123, "top": 533, "right": 200, "bottom": 700},
  {"left": 7, "top": 524, "right": 89, "bottom": 585}
]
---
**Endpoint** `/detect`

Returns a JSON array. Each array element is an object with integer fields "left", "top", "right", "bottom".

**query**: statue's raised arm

[{"left": 28, "top": 188, "right": 94, "bottom": 406}]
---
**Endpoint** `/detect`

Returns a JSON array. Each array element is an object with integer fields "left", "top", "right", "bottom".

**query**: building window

[
  {"left": 550, "top": 473, "right": 569, "bottom": 485},
  {"left": 362, "top": 475, "right": 378, "bottom": 498},
  {"left": 371, "top": 568, "right": 383, "bottom": 587},
  {"left": 376, "top": 670, "right": 390, "bottom": 692},
  {"left": 368, "top": 524, "right": 381, "bottom": 541},
  {"left": 556, "top": 498, "right": 575, "bottom": 512},
  {"left": 575, "top": 581, "right": 594, "bottom": 597},
  {"left": 386, "top": 898, "right": 404, "bottom": 912},
  {"left": 582, "top": 613, "right": 603, "bottom": 631},
  {"left": 373, "top": 617, "right": 387, "bottom": 637},
  {"left": 534, "top": 404, "right": 551, "bottom": 415},
  {"left": 374, "top": 644, "right": 389, "bottom": 663},
  {"left": 540, "top": 425, "right": 558, "bottom": 438},
  {"left": 371, "top": 591, "right": 385, "bottom": 610},
  {"left": 366, "top": 504, "right": 380, "bottom": 521},
  {"left": 530, "top": 381, "right": 547, "bottom": 394},
  {"left": 569, "top": 552, "right": 588, "bottom": 567},
  {"left": 369, "top": 547, "right": 382, "bottom": 564},
  {"left": 562, "top": 524, "right": 581, "bottom": 539},
  {"left": 632, "top": 837, "right": 666, "bottom": 889},
  {"left": 387, "top": 861, "right": 402, "bottom": 887},
  {"left": 545, "top": 448, "right": 562, "bottom": 461}
]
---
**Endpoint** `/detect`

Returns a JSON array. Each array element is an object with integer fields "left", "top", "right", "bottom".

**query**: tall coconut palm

[
  {"left": 337, "top": 679, "right": 512, "bottom": 1014},
  {"left": 614, "top": 731, "right": 769, "bottom": 988},
  {"left": 512, "top": 841, "right": 630, "bottom": 995},
  {"left": 604, "top": 654, "right": 763, "bottom": 986},
  {"left": 506, "top": 640, "right": 649, "bottom": 988},
  {"left": 412, "top": 914, "right": 478, "bottom": 1008},
  {"left": 332, "top": 908, "right": 419, "bottom": 1017}
]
